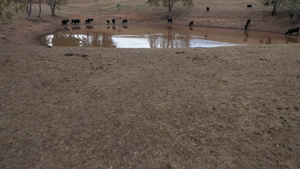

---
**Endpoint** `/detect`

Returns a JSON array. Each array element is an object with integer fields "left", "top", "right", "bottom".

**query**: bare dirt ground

[{"left": 0, "top": 0, "right": 299, "bottom": 168}]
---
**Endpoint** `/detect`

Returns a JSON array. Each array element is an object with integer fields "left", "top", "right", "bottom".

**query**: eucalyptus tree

[
  {"left": 271, "top": 0, "right": 284, "bottom": 16},
  {"left": 26, "top": 0, "right": 42, "bottom": 19},
  {"left": 146, "top": 0, "right": 193, "bottom": 18},
  {"left": 26, "top": 0, "right": 32, "bottom": 19},
  {"left": 259, "top": 0, "right": 300, "bottom": 16},
  {"left": 38, "top": 0, "right": 41, "bottom": 17},
  {"left": 48, "top": 0, "right": 67, "bottom": 16}
]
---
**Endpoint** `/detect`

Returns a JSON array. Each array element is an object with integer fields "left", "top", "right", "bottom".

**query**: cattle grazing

[
  {"left": 189, "top": 21, "right": 194, "bottom": 27},
  {"left": 107, "top": 20, "right": 110, "bottom": 24},
  {"left": 122, "top": 19, "right": 128, "bottom": 24},
  {"left": 85, "top": 18, "right": 94, "bottom": 24},
  {"left": 112, "top": 19, "right": 116, "bottom": 24},
  {"left": 264, "top": 2, "right": 270, "bottom": 6},
  {"left": 62, "top": 19, "right": 69, "bottom": 25},
  {"left": 168, "top": 18, "right": 172, "bottom": 24},
  {"left": 247, "top": 4, "right": 252, "bottom": 8},
  {"left": 71, "top": 19, "right": 80, "bottom": 24},
  {"left": 289, "top": 14, "right": 294, "bottom": 19},
  {"left": 206, "top": 7, "right": 210, "bottom": 12},
  {"left": 285, "top": 27, "right": 299, "bottom": 36}
]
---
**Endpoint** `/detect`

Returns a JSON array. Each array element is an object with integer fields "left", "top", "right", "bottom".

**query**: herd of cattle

[
  {"left": 61, "top": 4, "right": 299, "bottom": 37},
  {"left": 61, "top": 18, "right": 128, "bottom": 25}
]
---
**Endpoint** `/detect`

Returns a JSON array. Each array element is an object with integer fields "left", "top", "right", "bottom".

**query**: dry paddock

[{"left": 0, "top": 44, "right": 299, "bottom": 168}]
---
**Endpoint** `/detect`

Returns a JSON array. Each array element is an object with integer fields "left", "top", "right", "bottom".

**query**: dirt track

[{"left": 0, "top": 0, "right": 300, "bottom": 168}]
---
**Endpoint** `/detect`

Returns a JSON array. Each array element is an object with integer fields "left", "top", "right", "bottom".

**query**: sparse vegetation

[
  {"left": 259, "top": 0, "right": 300, "bottom": 16},
  {"left": 0, "top": 0, "right": 24, "bottom": 20}
]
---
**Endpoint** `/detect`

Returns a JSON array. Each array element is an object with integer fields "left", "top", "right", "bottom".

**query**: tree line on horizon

[
  {"left": 0, "top": 0, "right": 299, "bottom": 21},
  {"left": 0, "top": 0, "right": 67, "bottom": 20}
]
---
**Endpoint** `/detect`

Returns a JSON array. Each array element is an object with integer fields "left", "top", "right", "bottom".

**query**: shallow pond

[{"left": 42, "top": 25, "right": 299, "bottom": 48}]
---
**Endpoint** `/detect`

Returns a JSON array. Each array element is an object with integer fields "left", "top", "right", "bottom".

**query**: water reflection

[
  {"left": 42, "top": 25, "right": 299, "bottom": 48},
  {"left": 72, "top": 26, "right": 81, "bottom": 30},
  {"left": 86, "top": 25, "right": 94, "bottom": 29},
  {"left": 286, "top": 36, "right": 298, "bottom": 43}
]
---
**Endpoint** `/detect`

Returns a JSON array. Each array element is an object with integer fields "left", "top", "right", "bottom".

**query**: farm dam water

[{"left": 42, "top": 25, "right": 299, "bottom": 48}]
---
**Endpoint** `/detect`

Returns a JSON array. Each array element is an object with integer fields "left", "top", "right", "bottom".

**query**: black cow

[
  {"left": 245, "top": 19, "right": 251, "bottom": 30},
  {"left": 168, "top": 18, "right": 172, "bottom": 24},
  {"left": 264, "top": 2, "right": 270, "bottom": 6},
  {"left": 122, "top": 19, "right": 128, "bottom": 24},
  {"left": 71, "top": 19, "right": 80, "bottom": 24},
  {"left": 206, "top": 7, "right": 210, "bottom": 12},
  {"left": 112, "top": 19, "right": 116, "bottom": 24},
  {"left": 106, "top": 20, "right": 110, "bottom": 24},
  {"left": 189, "top": 21, "right": 194, "bottom": 27},
  {"left": 289, "top": 14, "right": 294, "bottom": 19},
  {"left": 62, "top": 19, "right": 69, "bottom": 25},
  {"left": 285, "top": 27, "right": 299, "bottom": 36},
  {"left": 85, "top": 18, "right": 94, "bottom": 24},
  {"left": 246, "top": 19, "right": 251, "bottom": 25},
  {"left": 247, "top": 4, "right": 252, "bottom": 8}
]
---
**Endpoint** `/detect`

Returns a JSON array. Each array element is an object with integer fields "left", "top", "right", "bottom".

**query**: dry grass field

[{"left": 0, "top": 0, "right": 299, "bottom": 168}]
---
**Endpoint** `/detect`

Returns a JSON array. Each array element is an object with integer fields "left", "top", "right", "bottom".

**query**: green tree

[
  {"left": 0, "top": 0, "right": 24, "bottom": 20},
  {"left": 146, "top": 0, "right": 193, "bottom": 18}
]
